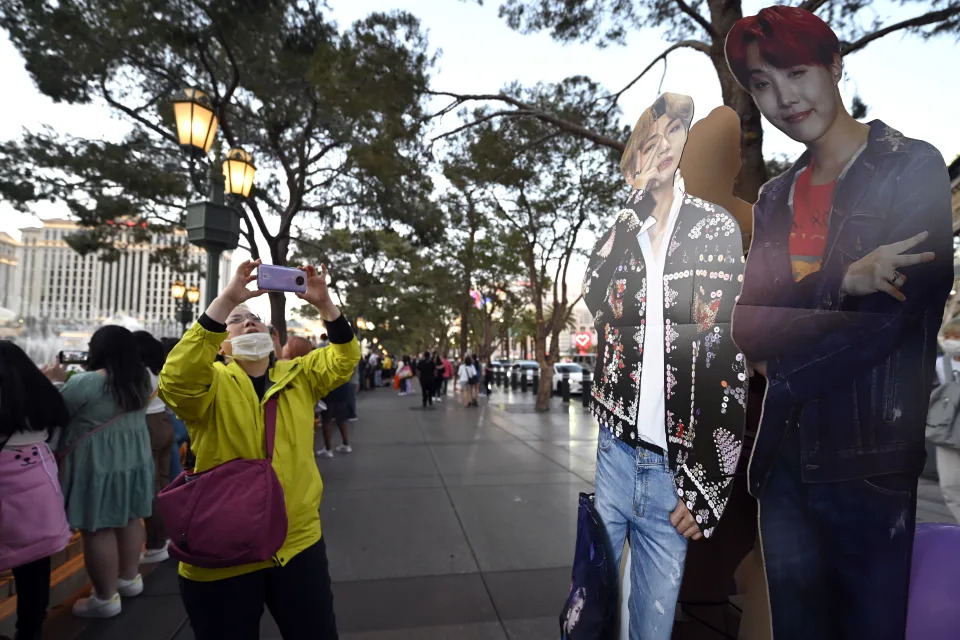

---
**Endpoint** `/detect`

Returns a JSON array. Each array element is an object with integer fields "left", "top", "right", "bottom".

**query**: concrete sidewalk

[{"left": 6, "top": 386, "right": 953, "bottom": 639}]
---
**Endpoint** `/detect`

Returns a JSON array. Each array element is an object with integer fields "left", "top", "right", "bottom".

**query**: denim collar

[{"left": 762, "top": 120, "right": 906, "bottom": 197}]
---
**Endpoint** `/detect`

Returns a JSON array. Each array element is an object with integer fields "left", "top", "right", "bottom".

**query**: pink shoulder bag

[{"left": 156, "top": 397, "right": 288, "bottom": 568}]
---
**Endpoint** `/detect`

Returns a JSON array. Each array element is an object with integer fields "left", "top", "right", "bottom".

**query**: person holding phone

[
  {"left": 158, "top": 260, "right": 359, "bottom": 640},
  {"left": 46, "top": 325, "right": 155, "bottom": 619}
]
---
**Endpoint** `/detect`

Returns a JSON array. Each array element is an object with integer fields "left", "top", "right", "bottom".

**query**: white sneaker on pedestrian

[
  {"left": 73, "top": 592, "right": 121, "bottom": 618},
  {"left": 117, "top": 574, "right": 144, "bottom": 597},
  {"left": 140, "top": 541, "right": 169, "bottom": 565},
  {"left": 316, "top": 448, "right": 334, "bottom": 458},
  {"left": 335, "top": 444, "right": 352, "bottom": 454},
  {"left": 348, "top": 417, "right": 358, "bottom": 422}
]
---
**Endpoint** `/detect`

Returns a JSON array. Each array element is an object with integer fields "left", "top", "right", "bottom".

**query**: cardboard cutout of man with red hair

[{"left": 727, "top": 6, "right": 953, "bottom": 639}]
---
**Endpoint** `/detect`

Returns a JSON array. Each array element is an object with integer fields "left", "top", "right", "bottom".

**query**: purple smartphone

[{"left": 257, "top": 264, "right": 308, "bottom": 293}]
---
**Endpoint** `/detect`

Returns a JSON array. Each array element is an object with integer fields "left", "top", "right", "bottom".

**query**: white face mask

[
  {"left": 943, "top": 339, "right": 960, "bottom": 353},
  {"left": 227, "top": 332, "right": 275, "bottom": 361}
]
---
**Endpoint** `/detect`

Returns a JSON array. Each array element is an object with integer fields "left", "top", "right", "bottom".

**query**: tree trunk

[
  {"left": 706, "top": 11, "right": 768, "bottom": 207},
  {"left": 534, "top": 332, "right": 553, "bottom": 411},
  {"left": 268, "top": 237, "right": 291, "bottom": 345}
]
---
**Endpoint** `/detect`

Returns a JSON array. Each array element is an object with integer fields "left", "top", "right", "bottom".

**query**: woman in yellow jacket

[{"left": 159, "top": 260, "right": 359, "bottom": 640}]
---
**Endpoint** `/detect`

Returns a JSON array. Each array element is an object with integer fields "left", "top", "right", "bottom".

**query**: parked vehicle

[
  {"left": 570, "top": 354, "right": 596, "bottom": 374},
  {"left": 553, "top": 362, "right": 585, "bottom": 395},
  {"left": 511, "top": 360, "right": 540, "bottom": 381}
]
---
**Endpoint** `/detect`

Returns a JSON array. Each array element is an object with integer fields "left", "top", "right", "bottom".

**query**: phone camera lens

[{"left": 296, "top": 276, "right": 305, "bottom": 286}]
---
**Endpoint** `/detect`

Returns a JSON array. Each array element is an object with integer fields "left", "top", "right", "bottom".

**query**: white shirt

[
  {"left": 458, "top": 364, "right": 476, "bottom": 384},
  {"left": 146, "top": 370, "right": 166, "bottom": 414},
  {"left": 634, "top": 185, "right": 684, "bottom": 451}
]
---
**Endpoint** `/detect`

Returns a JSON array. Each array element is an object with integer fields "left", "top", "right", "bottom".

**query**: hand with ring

[{"left": 840, "top": 231, "right": 934, "bottom": 302}]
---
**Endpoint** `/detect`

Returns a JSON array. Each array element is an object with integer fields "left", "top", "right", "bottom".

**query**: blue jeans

[
  {"left": 759, "top": 425, "right": 917, "bottom": 640},
  {"left": 374, "top": 370, "right": 382, "bottom": 387},
  {"left": 594, "top": 427, "right": 687, "bottom": 640}
]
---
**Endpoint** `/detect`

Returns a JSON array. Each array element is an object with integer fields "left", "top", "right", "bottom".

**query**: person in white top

[
  {"left": 133, "top": 331, "right": 175, "bottom": 563},
  {"left": 936, "top": 331, "right": 960, "bottom": 523},
  {"left": 457, "top": 356, "right": 478, "bottom": 408}
]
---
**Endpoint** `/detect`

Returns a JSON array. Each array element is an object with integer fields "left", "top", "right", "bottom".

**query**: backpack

[{"left": 926, "top": 368, "right": 960, "bottom": 449}]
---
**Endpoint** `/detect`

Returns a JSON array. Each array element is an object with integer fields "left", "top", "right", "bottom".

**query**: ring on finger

[{"left": 889, "top": 272, "right": 904, "bottom": 287}]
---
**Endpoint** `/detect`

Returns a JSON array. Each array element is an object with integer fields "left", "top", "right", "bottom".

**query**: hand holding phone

[
  {"left": 257, "top": 264, "right": 308, "bottom": 294},
  {"left": 59, "top": 350, "right": 88, "bottom": 366}
]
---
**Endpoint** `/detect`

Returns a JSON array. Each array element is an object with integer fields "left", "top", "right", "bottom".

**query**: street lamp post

[
  {"left": 172, "top": 88, "right": 257, "bottom": 306},
  {"left": 171, "top": 280, "right": 201, "bottom": 335}
]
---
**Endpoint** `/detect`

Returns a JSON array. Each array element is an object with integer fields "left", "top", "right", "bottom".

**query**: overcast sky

[{"left": 1, "top": 0, "right": 957, "bottom": 316}]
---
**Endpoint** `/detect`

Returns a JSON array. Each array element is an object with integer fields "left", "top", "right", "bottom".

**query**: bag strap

[
  {"left": 264, "top": 397, "right": 279, "bottom": 460},
  {"left": 56, "top": 412, "right": 127, "bottom": 463}
]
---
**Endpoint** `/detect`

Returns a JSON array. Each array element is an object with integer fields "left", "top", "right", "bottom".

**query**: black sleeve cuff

[
  {"left": 198, "top": 313, "right": 227, "bottom": 333},
  {"left": 324, "top": 314, "right": 354, "bottom": 344}
]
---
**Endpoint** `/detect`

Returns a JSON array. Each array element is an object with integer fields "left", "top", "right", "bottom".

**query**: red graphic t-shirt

[{"left": 790, "top": 164, "right": 835, "bottom": 281}]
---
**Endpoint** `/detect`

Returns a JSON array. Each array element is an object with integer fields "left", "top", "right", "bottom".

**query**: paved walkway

[{"left": 4, "top": 386, "right": 953, "bottom": 639}]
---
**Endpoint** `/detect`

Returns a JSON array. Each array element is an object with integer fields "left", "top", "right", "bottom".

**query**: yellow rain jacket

[{"left": 159, "top": 320, "right": 360, "bottom": 581}]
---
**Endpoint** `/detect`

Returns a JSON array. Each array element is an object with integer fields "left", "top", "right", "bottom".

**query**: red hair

[{"left": 725, "top": 6, "right": 839, "bottom": 90}]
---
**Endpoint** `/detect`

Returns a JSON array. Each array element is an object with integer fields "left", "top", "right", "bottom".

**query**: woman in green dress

[{"left": 47, "top": 325, "right": 154, "bottom": 619}]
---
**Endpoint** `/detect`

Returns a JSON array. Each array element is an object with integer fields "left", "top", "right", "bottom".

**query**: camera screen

[{"left": 60, "top": 350, "right": 88, "bottom": 365}]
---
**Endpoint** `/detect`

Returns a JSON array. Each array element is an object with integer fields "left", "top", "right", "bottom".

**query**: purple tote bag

[{"left": 156, "top": 397, "right": 288, "bottom": 568}]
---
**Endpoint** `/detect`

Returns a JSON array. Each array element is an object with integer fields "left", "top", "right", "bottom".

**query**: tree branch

[
  {"left": 798, "top": 0, "right": 830, "bottom": 14},
  {"left": 674, "top": 0, "right": 717, "bottom": 37},
  {"left": 426, "top": 90, "right": 626, "bottom": 151},
  {"left": 600, "top": 40, "right": 711, "bottom": 110},
  {"left": 840, "top": 6, "right": 960, "bottom": 56},
  {"left": 99, "top": 78, "right": 178, "bottom": 144}
]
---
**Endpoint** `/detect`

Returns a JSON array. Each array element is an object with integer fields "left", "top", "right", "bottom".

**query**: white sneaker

[
  {"left": 335, "top": 444, "right": 352, "bottom": 454},
  {"left": 348, "top": 417, "right": 358, "bottom": 422},
  {"left": 316, "top": 448, "right": 334, "bottom": 458},
  {"left": 73, "top": 592, "right": 121, "bottom": 618},
  {"left": 117, "top": 574, "right": 143, "bottom": 597},
  {"left": 140, "top": 541, "right": 169, "bottom": 564}
]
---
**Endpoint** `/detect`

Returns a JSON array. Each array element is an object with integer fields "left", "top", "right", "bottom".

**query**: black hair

[
  {"left": 160, "top": 337, "right": 179, "bottom": 357},
  {"left": 133, "top": 330, "right": 166, "bottom": 375},
  {"left": 0, "top": 340, "right": 69, "bottom": 439},
  {"left": 464, "top": 356, "right": 474, "bottom": 366},
  {"left": 87, "top": 325, "right": 151, "bottom": 412}
]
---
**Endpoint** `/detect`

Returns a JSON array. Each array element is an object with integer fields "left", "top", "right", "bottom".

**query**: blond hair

[{"left": 620, "top": 93, "right": 695, "bottom": 181}]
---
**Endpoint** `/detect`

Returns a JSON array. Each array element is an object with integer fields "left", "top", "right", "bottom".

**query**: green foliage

[{"left": 0, "top": 0, "right": 437, "bottom": 335}]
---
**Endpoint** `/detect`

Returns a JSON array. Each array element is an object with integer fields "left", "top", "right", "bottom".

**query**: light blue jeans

[{"left": 594, "top": 427, "right": 687, "bottom": 640}]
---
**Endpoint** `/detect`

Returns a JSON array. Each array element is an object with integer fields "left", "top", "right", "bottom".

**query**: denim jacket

[
  {"left": 733, "top": 120, "right": 953, "bottom": 497},
  {"left": 584, "top": 188, "right": 748, "bottom": 537}
]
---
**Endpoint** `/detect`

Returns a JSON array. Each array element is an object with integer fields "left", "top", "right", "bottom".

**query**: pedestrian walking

[
  {"left": 458, "top": 357, "right": 478, "bottom": 408},
  {"left": 158, "top": 260, "right": 359, "bottom": 640},
  {"left": 417, "top": 351, "right": 436, "bottom": 408},
  {"left": 433, "top": 354, "right": 445, "bottom": 401},
  {"left": 0, "top": 341, "right": 72, "bottom": 639},
  {"left": 316, "top": 382, "right": 353, "bottom": 458},
  {"left": 441, "top": 356, "right": 453, "bottom": 397},
  {"left": 45, "top": 325, "right": 156, "bottom": 619}
]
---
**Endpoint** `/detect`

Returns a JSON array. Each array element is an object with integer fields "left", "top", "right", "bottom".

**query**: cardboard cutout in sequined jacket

[{"left": 582, "top": 114, "right": 749, "bottom": 538}]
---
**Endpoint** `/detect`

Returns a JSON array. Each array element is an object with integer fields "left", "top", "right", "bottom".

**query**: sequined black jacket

[{"left": 583, "top": 188, "right": 748, "bottom": 537}]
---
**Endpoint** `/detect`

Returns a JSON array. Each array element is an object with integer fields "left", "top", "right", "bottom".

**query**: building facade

[
  {"left": 16, "top": 219, "right": 231, "bottom": 334},
  {"left": 0, "top": 231, "right": 19, "bottom": 311}
]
